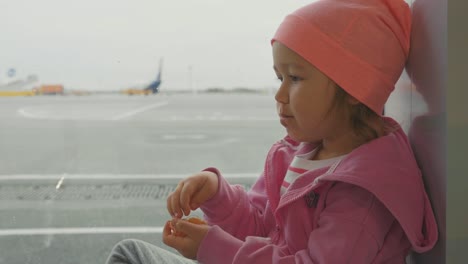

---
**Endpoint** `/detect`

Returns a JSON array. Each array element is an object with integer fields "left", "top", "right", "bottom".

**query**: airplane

[
  {"left": 0, "top": 72, "right": 39, "bottom": 97},
  {"left": 122, "top": 58, "right": 163, "bottom": 95}
]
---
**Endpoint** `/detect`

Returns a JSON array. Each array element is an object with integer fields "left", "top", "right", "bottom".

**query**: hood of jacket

[{"left": 287, "top": 117, "right": 438, "bottom": 253}]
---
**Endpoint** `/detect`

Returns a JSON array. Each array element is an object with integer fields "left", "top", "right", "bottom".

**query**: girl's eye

[
  {"left": 290, "top": 75, "right": 301, "bottom": 82},
  {"left": 275, "top": 75, "right": 301, "bottom": 82}
]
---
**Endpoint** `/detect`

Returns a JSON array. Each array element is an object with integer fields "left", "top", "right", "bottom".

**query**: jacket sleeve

[
  {"left": 199, "top": 167, "right": 272, "bottom": 240},
  {"left": 198, "top": 182, "right": 399, "bottom": 264}
]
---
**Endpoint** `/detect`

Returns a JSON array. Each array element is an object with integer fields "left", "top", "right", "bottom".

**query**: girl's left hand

[{"left": 162, "top": 219, "right": 210, "bottom": 259}]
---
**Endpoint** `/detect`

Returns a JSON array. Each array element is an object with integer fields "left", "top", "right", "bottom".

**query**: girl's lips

[
  {"left": 279, "top": 115, "right": 293, "bottom": 126},
  {"left": 279, "top": 114, "right": 294, "bottom": 119}
]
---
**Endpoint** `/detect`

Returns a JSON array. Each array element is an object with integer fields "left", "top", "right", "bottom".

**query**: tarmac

[{"left": 0, "top": 93, "right": 284, "bottom": 264}]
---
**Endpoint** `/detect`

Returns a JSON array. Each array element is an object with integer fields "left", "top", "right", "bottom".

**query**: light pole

[{"left": 188, "top": 65, "right": 195, "bottom": 95}]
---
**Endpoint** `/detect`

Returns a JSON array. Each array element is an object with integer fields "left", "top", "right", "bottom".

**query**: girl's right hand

[{"left": 166, "top": 170, "right": 219, "bottom": 218}]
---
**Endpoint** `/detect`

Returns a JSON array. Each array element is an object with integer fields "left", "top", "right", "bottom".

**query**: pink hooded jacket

[{"left": 196, "top": 117, "right": 438, "bottom": 263}]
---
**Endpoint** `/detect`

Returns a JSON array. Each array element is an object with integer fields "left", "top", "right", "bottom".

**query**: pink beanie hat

[{"left": 272, "top": 0, "right": 411, "bottom": 115}]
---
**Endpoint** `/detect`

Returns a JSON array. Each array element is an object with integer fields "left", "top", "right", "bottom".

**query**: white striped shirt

[{"left": 281, "top": 148, "right": 346, "bottom": 195}]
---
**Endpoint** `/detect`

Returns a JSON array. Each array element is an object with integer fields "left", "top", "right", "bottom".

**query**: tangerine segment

[
  {"left": 169, "top": 221, "right": 185, "bottom": 237},
  {"left": 170, "top": 217, "right": 207, "bottom": 237},
  {"left": 186, "top": 217, "right": 207, "bottom": 225}
]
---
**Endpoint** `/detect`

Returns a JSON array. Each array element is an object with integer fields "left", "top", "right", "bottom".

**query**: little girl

[{"left": 107, "top": 0, "right": 438, "bottom": 263}]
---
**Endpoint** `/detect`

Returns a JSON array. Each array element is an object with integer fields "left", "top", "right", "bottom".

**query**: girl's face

[{"left": 272, "top": 42, "right": 349, "bottom": 143}]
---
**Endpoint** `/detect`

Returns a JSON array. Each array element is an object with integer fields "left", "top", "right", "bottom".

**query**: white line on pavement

[
  {"left": 0, "top": 173, "right": 259, "bottom": 181},
  {"left": 111, "top": 101, "right": 168, "bottom": 120},
  {"left": 17, "top": 108, "right": 42, "bottom": 119},
  {"left": 0, "top": 227, "right": 163, "bottom": 236}
]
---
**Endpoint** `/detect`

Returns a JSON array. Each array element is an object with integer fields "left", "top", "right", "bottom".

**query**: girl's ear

[{"left": 346, "top": 95, "right": 360, "bottom": 106}]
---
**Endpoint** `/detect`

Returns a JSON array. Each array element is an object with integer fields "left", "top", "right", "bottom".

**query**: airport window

[
  {"left": 0, "top": 1, "right": 307, "bottom": 263},
  {"left": 1, "top": 0, "right": 449, "bottom": 264}
]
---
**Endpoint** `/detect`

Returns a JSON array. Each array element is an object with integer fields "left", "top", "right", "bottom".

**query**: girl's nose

[{"left": 275, "top": 83, "right": 289, "bottom": 104}]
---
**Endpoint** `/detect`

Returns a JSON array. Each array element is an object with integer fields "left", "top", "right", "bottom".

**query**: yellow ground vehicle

[{"left": 0, "top": 90, "right": 36, "bottom": 96}]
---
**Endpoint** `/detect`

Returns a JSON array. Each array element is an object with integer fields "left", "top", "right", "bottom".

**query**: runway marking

[
  {"left": 0, "top": 227, "right": 163, "bottom": 236},
  {"left": 0, "top": 173, "right": 259, "bottom": 181},
  {"left": 17, "top": 101, "right": 169, "bottom": 121},
  {"left": 111, "top": 101, "right": 168, "bottom": 120},
  {"left": 17, "top": 104, "right": 277, "bottom": 122},
  {"left": 161, "top": 115, "right": 276, "bottom": 121},
  {"left": 162, "top": 134, "right": 207, "bottom": 140},
  {"left": 17, "top": 108, "right": 48, "bottom": 120}
]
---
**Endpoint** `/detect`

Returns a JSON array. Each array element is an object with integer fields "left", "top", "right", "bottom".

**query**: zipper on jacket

[{"left": 271, "top": 225, "right": 281, "bottom": 243}]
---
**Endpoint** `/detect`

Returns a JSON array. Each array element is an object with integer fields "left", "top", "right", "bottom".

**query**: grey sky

[{"left": 0, "top": 0, "right": 313, "bottom": 91}]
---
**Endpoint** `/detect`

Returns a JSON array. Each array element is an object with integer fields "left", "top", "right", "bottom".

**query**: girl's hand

[
  {"left": 162, "top": 218, "right": 210, "bottom": 259},
  {"left": 167, "top": 171, "right": 219, "bottom": 218}
]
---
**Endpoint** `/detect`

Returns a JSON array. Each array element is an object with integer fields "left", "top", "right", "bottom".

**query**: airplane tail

[
  {"left": 156, "top": 58, "right": 163, "bottom": 83},
  {"left": 145, "top": 58, "right": 163, "bottom": 94}
]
